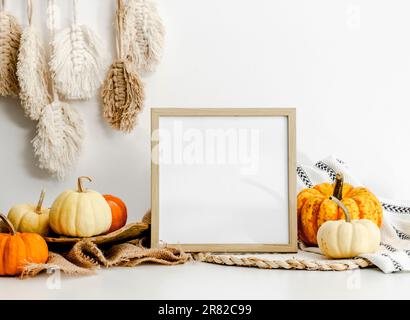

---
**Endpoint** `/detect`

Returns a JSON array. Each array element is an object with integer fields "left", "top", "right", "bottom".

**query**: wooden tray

[{"left": 44, "top": 222, "right": 150, "bottom": 245}]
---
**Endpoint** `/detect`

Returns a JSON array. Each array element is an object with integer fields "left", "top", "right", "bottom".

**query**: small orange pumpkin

[
  {"left": 297, "top": 173, "right": 383, "bottom": 246},
  {"left": 103, "top": 195, "right": 127, "bottom": 233},
  {"left": 0, "top": 214, "right": 49, "bottom": 276}
]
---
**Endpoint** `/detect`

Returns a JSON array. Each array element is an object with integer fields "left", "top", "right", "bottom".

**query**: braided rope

[
  {"left": 192, "top": 252, "right": 372, "bottom": 271},
  {"left": 27, "top": 0, "right": 33, "bottom": 25},
  {"left": 48, "top": 0, "right": 56, "bottom": 37},
  {"left": 72, "top": 0, "right": 79, "bottom": 25},
  {"left": 116, "top": 0, "right": 124, "bottom": 59},
  {"left": 47, "top": 0, "right": 58, "bottom": 101}
]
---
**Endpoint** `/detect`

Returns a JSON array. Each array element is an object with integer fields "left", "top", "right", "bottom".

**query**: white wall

[{"left": 1, "top": 0, "right": 410, "bottom": 221}]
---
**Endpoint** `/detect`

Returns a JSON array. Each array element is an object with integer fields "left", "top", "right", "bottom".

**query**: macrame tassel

[
  {"left": 123, "top": 0, "right": 165, "bottom": 73},
  {"left": 17, "top": 0, "right": 51, "bottom": 120},
  {"left": 50, "top": 0, "right": 106, "bottom": 100},
  {"left": 101, "top": 0, "right": 145, "bottom": 133},
  {"left": 32, "top": 99, "right": 84, "bottom": 179},
  {"left": 0, "top": 0, "right": 22, "bottom": 97},
  {"left": 102, "top": 59, "right": 144, "bottom": 132},
  {"left": 32, "top": 0, "right": 84, "bottom": 179}
]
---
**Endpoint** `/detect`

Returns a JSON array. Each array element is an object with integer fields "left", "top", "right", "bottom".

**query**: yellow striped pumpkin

[{"left": 297, "top": 173, "right": 383, "bottom": 246}]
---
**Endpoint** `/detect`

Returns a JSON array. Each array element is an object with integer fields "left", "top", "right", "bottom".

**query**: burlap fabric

[
  {"left": 0, "top": 211, "right": 189, "bottom": 279},
  {"left": 20, "top": 238, "right": 189, "bottom": 279}
]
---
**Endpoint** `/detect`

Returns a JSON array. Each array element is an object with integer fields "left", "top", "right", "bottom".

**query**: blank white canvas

[{"left": 158, "top": 116, "right": 289, "bottom": 244}]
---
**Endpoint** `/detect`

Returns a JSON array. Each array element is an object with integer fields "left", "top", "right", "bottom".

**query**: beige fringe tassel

[
  {"left": 101, "top": 0, "right": 145, "bottom": 133},
  {"left": 17, "top": 0, "right": 51, "bottom": 120},
  {"left": 0, "top": 0, "right": 22, "bottom": 97},
  {"left": 50, "top": 0, "right": 107, "bottom": 100},
  {"left": 32, "top": 0, "right": 84, "bottom": 180},
  {"left": 122, "top": 0, "right": 165, "bottom": 73}
]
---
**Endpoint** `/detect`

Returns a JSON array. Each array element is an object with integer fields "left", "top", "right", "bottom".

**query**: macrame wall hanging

[
  {"left": 0, "top": 0, "right": 22, "bottom": 97},
  {"left": 50, "top": 0, "right": 106, "bottom": 100},
  {"left": 17, "top": 0, "right": 51, "bottom": 120},
  {"left": 1, "top": 0, "right": 166, "bottom": 178},
  {"left": 32, "top": 0, "right": 84, "bottom": 180},
  {"left": 101, "top": 0, "right": 145, "bottom": 133},
  {"left": 122, "top": 0, "right": 165, "bottom": 73}
]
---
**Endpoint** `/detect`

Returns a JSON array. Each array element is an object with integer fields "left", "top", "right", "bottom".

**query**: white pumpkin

[
  {"left": 49, "top": 177, "right": 112, "bottom": 237},
  {"left": 317, "top": 196, "right": 381, "bottom": 259},
  {"left": 7, "top": 189, "right": 50, "bottom": 236}
]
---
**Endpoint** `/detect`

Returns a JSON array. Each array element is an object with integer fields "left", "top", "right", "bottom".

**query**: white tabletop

[{"left": 1, "top": 262, "right": 409, "bottom": 300}]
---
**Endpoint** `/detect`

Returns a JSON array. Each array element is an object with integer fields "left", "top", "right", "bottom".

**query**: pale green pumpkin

[{"left": 8, "top": 189, "right": 50, "bottom": 236}]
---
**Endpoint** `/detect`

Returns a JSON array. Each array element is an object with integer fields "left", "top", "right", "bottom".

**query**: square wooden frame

[{"left": 151, "top": 108, "right": 297, "bottom": 252}]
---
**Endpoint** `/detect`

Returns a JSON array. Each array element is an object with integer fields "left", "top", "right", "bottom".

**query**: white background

[
  {"left": 1, "top": 0, "right": 409, "bottom": 221},
  {"left": 158, "top": 116, "right": 289, "bottom": 244}
]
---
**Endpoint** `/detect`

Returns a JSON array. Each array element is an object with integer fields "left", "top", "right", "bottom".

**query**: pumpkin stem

[
  {"left": 0, "top": 214, "right": 16, "bottom": 235},
  {"left": 77, "top": 176, "right": 92, "bottom": 193},
  {"left": 329, "top": 196, "right": 351, "bottom": 222},
  {"left": 332, "top": 173, "right": 344, "bottom": 200},
  {"left": 36, "top": 189, "right": 46, "bottom": 214}
]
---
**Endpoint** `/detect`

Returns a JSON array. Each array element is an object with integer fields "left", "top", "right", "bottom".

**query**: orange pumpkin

[
  {"left": 0, "top": 214, "right": 48, "bottom": 276},
  {"left": 297, "top": 173, "right": 383, "bottom": 246},
  {"left": 104, "top": 195, "right": 127, "bottom": 233}
]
